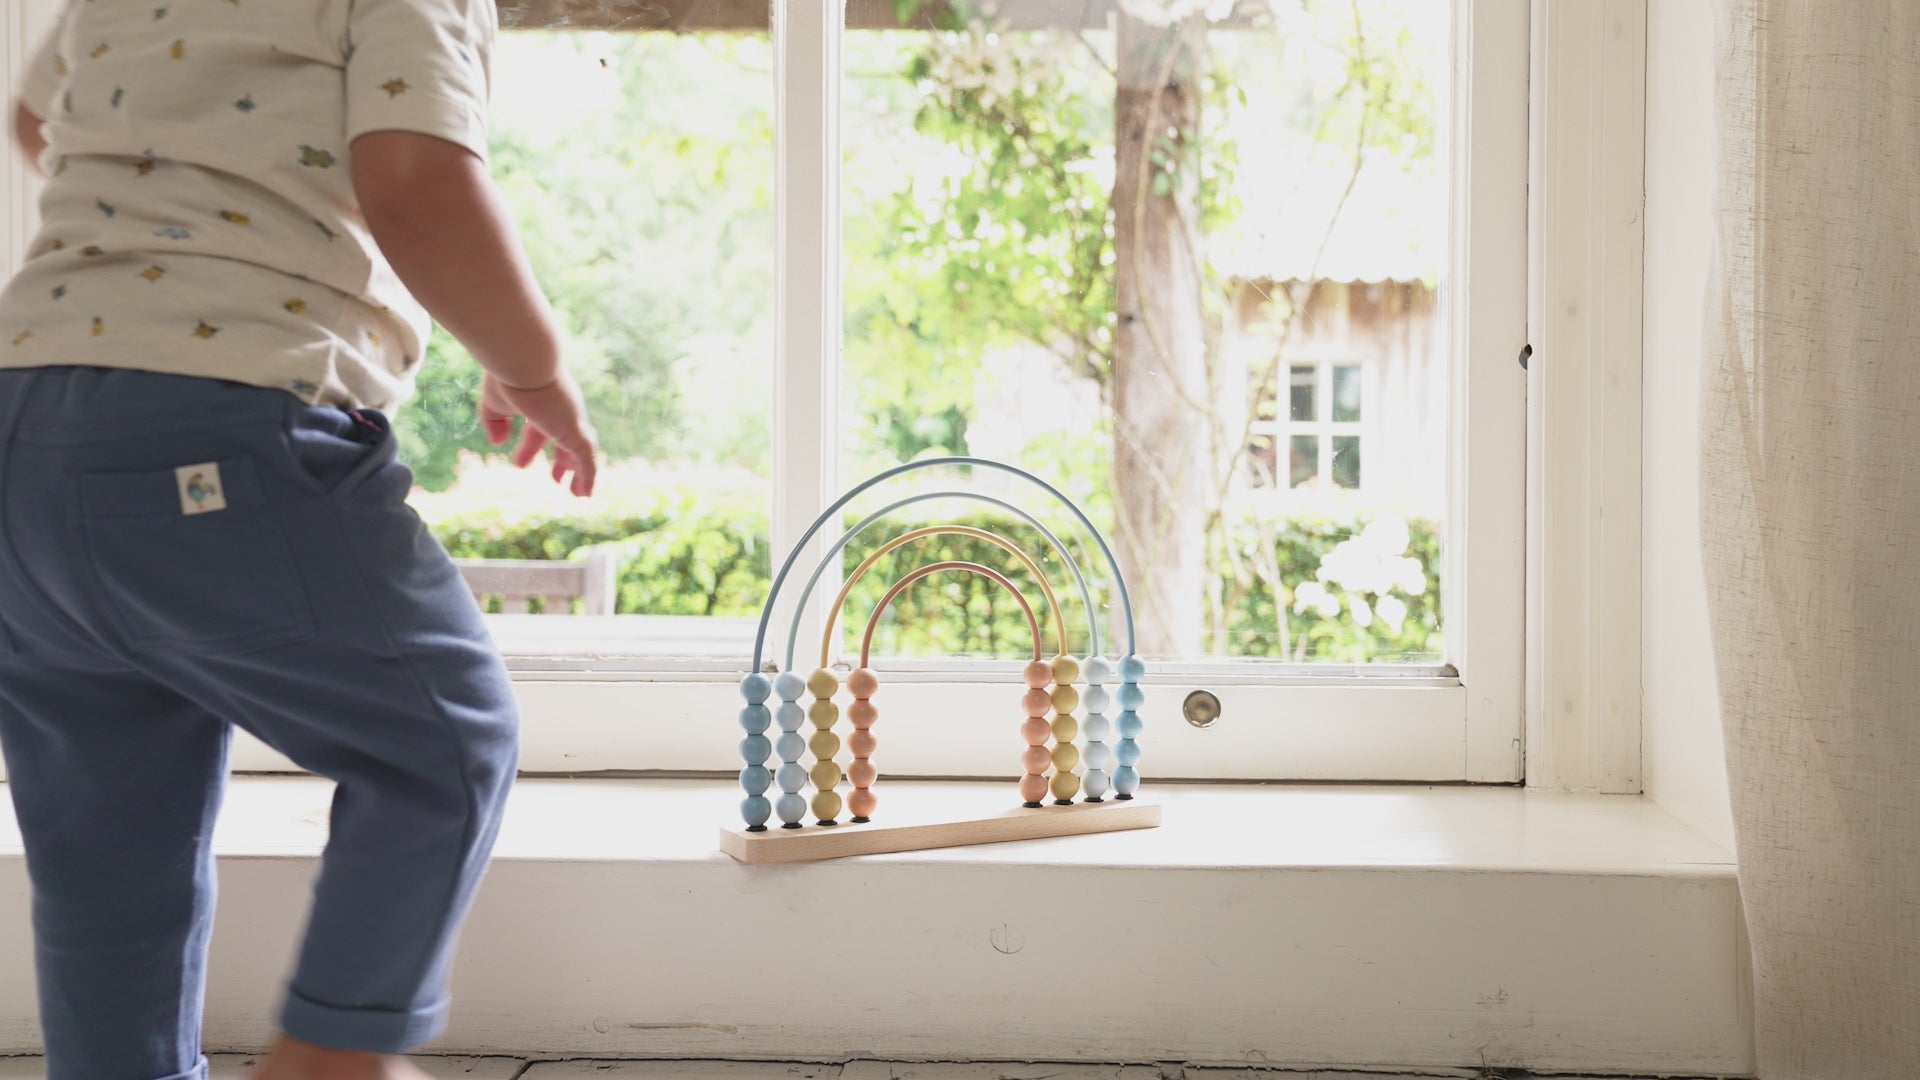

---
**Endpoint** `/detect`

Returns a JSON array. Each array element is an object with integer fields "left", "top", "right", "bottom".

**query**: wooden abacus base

[{"left": 719, "top": 788, "right": 1161, "bottom": 864}]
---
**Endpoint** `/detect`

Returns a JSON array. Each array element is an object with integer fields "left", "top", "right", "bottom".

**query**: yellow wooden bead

[
  {"left": 1051, "top": 742, "right": 1081, "bottom": 772},
  {"left": 807, "top": 667, "right": 839, "bottom": 699},
  {"left": 808, "top": 700, "right": 839, "bottom": 728},
  {"left": 810, "top": 760, "right": 842, "bottom": 790},
  {"left": 1051, "top": 655, "right": 1080, "bottom": 685},
  {"left": 1050, "top": 769, "right": 1081, "bottom": 801},
  {"left": 809, "top": 730, "right": 841, "bottom": 760},
  {"left": 811, "top": 789, "right": 844, "bottom": 821},
  {"left": 1051, "top": 712, "right": 1078, "bottom": 743},
  {"left": 1051, "top": 684, "right": 1080, "bottom": 715}
]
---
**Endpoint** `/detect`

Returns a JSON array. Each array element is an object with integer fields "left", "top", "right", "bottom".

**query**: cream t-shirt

[{"left": 0, "top": 0, "right": 496, "bottom": 410}]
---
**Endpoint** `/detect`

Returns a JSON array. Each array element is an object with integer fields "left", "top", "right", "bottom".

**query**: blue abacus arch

[
  {"left": 781, "top": 490, "right": 1101, "bottom": 673},
  {"left": 750, "top": 456, "right": 1136, "bottom": 672}
]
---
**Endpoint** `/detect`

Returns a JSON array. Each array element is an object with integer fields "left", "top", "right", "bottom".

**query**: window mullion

[{"left": 771, "top": 0, "right": 845, "bottom": 673}]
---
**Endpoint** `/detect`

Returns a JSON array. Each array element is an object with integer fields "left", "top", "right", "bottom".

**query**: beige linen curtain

[{"left": 1703, "top": 1, "right": 1920, "bottom": 1076}]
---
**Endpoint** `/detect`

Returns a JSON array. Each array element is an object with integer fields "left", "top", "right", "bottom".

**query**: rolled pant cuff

[
  {"left": 281, "top": 988, "right": 449, "bottom": 1054},
  {"left": 154, "top": 1059, "right": 210, "bottom": 1080}
]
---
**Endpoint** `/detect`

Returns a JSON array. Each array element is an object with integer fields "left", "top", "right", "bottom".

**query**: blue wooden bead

[
  {"left": 1084, "top": 713, "right": 1112, "bottom": 741},
  {"left": 739, "top": 704, "right": 772, "bottom": 734},
  {"left": 739, "top": 765, "right": 772, "bottom": 795},
  {"left": 1084, "top": 769, "right": 1111, "bottom": 798},
  {"left": 739, "top": 734, "right": 772, "bottom": 765},
  {"left": 1118, "top": 654, "right": 1147, "bottom": 683},
  {"left": 1117, "top": 710, "right": 1145, "bottom": 739},
  {"left": 1113, "top": 765, "right": 1141, "bottom": 795},
  {"left": 1084, "top": 685, "right": 1113, "bottom": 714},
  {"left": 1117, "top": 682, "right": 1147, "bottom": 711},
  {"left": 774, "top": 671, "right": 808, "bottom": 702},
  {"left": 776, "top": 702, "right": 806, "bottom": 733},
  {"left": 740, "top": 672, "right": 773, "bottom": 704},
  {"left": 1116, "top": 739, "right": 1143, "bottom": 766},
  {"left": 741, "top": 795, "right": 773, "bottom": 827},
  {"left": 776, "top": 762, "right": 809, "bottom": 792},
  {"left": 1083, "top": 655, "right": 1112, "bottom": 686},
  {"left": 775, "top": 792, "right": 808, "bottom": 823},
  {"left": 775, "top": 732, "right": 807, "bottom": 763}
]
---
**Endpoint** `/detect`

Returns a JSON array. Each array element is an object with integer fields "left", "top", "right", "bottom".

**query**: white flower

[
  {"left": 1391, "top": 555, "right": 1428, "bottom": 595},
  {"left": 1293, "top": 580, "right": 1342, "bottom": 619},
  {"left": 1375, "top": 594, "right": 1408, "bottom": 634},
  {"left": 1349, "top": 595, "right": 1373, "bottom": 628},
  {"left": 1361, "top": 512, "right": 1411, "bottom": 557}
]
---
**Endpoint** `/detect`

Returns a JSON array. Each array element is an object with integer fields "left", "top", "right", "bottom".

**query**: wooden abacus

[{"left": 721, "top": 458, "right": 1160, "bottom": 863}]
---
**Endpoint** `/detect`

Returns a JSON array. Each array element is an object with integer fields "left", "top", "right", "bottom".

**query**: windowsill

[{"left": 0, "top": 779, "right": 1748, "bottom": 1075}]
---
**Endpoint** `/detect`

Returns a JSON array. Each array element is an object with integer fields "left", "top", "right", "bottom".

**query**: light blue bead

[
  {"left": 776, "top": 762, "right": 809, "bottom": 792},
  {"left": 776, "top": 702, "right": 806, "bottom": 733},
  {"left": 1118, "top": 654, "right": 1147, "bottom": 683},
  {"left": 739, "top": 765, "right": 772, "bottom": 795},
  {"left": 1117, "top": 682, "right": 1147, "bottom": 711},
  {"left": 739, "top": 672, "right": 772, "bottom": 704},
  {"left": 738, "top": 704, "right": 772, "bottom": 734},
  {"left": 1083, "top": 769, "right": 1111, "bottom": 798},
  {"left": 1116, "top": 739, "right": 1143, "bottom": 766},
  {"left": 773, "top": 671, "right": 807, "bottom": 702},
  {"left": 1085, "top": 741, "right": 1115, "bottom": 770},
  {"left": 1083, "top": 713, "right": 1112, "bottom": 741},
  {"left": 1083, "top": 656, "right": 1113, "bottom": 686},
  {"left": 1117, "top": 710, "right": 1145, "bottom": 739},
  {"left": 775, "top": 792, "right": 808, "bottom": 824},
  {"left": 741, "top": 795, "right": 773, "bottom": 827},
  {"left": 739, "top": 734, "right": 772, "bottom": 765},
  {"left": 1084, "top": 685, "right": 1113, "bottom": 714},
  {"left": 1113, "top": 765, "right": 1141, "bottom": 795},
  {"left": 775, "top": 732, "right": 807, "bottom": 763}
]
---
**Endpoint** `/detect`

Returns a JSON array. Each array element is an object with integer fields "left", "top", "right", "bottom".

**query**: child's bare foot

[{"left": 249, "top": 1035, "right": 433, "bottom": 1080}]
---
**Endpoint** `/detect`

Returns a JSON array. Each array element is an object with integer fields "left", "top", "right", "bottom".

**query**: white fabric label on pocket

[{"left": 175, "top": 462, "right": 228, "bottom": 516}]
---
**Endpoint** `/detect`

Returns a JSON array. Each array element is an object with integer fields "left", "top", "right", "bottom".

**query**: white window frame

[
  {"left": 1, "top": 0, "right": 1538, "bottom": 784},
  {"left": 1260, "top": 356, "right": 1372, "bottom": 491}
]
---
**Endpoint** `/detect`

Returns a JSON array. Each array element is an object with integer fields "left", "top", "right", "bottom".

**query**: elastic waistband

[{"left": 0, "top": 366, "right": 297, "bottom": 444}]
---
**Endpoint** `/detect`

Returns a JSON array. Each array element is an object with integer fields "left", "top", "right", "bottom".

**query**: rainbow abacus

[{"left": 722, "top": 458, "right": 1158, "bottom": 862}]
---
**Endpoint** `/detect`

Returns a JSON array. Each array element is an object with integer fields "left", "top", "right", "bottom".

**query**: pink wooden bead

[
  {"left": 850, "top": 789, "right": 878, "bottom": 818},
  {"left": 847, "top": 667, "right": 879, "bottom": 698},
  {"left": 848, "top": 700, "right": 878, "bottom": 728},
  {"left": 850, "top": 731, "right": 878, "bottom": 757},
  {"left": 849, "top": 760, "right": 878, "bottom": 787},
  {"left": 1023, "top": 659, "right": 1052, "bottom": 688},
  {"left": 1022, "top": 746, "right": 1052, "bottom": 773},
  {"left": 1021, "top": 717, "right": 1051, "bottom": 745},
  {"left": 1019, "top": 774, "right": 1048, "bottom": 804},
  {"left": 1021, "top": 687, "right": 1051, "bottom": 717}
]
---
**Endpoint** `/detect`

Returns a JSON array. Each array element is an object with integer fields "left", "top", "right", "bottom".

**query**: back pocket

[{"left": 80, "top": 456, "right": 313, "bottom": 654}]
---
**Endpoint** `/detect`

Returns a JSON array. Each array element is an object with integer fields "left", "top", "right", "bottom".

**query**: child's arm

[
  {"left": 351, "top": 130, "right": 598, "bottom": 497},
  {"left": 12, "top": 104, "right": 46, "bottom": 175}
]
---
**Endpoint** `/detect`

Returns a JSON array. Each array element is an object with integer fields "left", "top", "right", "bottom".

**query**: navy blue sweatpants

[{"left": 0, "top": 367, "right": 519, "bottom": 1079}]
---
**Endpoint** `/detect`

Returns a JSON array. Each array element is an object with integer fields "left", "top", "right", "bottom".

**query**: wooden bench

[{"left": 453, "top": 547, "right": 620, "bottom": 615}]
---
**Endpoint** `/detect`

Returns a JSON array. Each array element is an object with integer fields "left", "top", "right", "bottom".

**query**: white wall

[{"left": 1641, "top": 0, "right": 1733, "bottom": 850}]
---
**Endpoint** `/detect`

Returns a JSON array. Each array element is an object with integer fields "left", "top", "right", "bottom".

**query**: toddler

[{"left": 0, "top": 1, "right": 598, "bottom": 1077}]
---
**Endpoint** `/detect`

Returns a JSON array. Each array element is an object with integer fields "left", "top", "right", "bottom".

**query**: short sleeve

[
  {"left": 344, "top": 0, "right": 496, "bottom": 161},
  {"left": 17, "top": 5, "right": 71, "bottom": 119}
]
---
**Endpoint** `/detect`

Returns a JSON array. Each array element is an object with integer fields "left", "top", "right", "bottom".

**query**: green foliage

[{"left": 419, "top": 478, "right": 1439, "bottom": 663}]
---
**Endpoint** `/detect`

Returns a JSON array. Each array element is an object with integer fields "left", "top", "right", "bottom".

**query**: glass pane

[
  {"left": 1332, "top": 364, "right": 1362, "bottom": 422},
  {"left": 1332, "top": 436, "right": 1362, "bottom": 489},
  {"left": 406, "top": 7, "right": 775, "bottom": 650},
  {"left": 1289, "top": 364, "right": 1318, "bottom": 422},
  {"left": 1289, "top": 436, "right": 1321, "bottom": 489},
  {"left": 842, "top": 0, "right": 1447, "bottom": 664}
]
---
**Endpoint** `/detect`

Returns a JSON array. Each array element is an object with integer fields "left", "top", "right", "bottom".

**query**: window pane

[
  {"left": 1332, "top": 436, "right": 1362, "bottom": 489},
  {"left": 1332, "top": 364, "right": 1362, "bottom": 422},
  {"left": 405, "top": 11, "right": 775, "bottom": 649},
  {"left": 1290, "top": 436, "right": 1321, "bottom": 489},
  {"left": 1289, "top": 364, "right": 1318, "bottom": 422},
  {"left": 842, "top": 0, "right": 1446, "bottom": 664}
]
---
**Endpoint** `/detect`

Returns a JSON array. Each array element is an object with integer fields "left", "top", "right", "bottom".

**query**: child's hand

[{"left": 478, "top": 372, "right": 600, "bottom": 497}]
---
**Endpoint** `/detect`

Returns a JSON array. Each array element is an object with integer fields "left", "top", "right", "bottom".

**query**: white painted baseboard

[{"left": 0, "top": 780, "right": 1750, "bottom": 1077}]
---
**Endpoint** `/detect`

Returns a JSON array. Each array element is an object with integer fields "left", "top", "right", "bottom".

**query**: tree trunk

[{"left": 1111, "top": 10, "right": 1209, "bottom": 660}]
